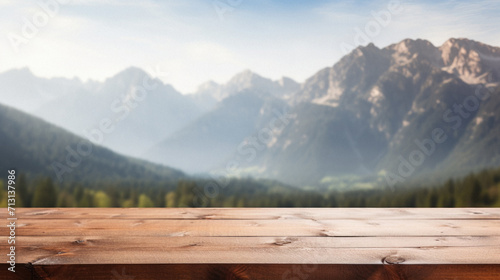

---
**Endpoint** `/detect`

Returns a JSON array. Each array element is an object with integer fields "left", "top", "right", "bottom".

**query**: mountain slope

[
  {"left": 0, "top": 103, "right": 184, "bottom": 183},
  {"left": 437, "top": 86, "right": 500, "bottom": 173},
  {"left": 255, "top": 103, "right": 387, "bottom": 185},
  {"left": 145, "top": 90, "right": 289, "bottom": 174}
]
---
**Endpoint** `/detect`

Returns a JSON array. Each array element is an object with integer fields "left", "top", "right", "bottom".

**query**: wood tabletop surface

[{"left": 1, "top": 208, "right": 499, "bottom": 279}]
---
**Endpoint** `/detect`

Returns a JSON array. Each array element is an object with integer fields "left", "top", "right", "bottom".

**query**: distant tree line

[{"left": 1, "top": 168, "right": 499, "bottom": 207}]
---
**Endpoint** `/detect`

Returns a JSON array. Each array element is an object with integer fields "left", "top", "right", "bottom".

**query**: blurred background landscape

[{"left": 1, "top": 0, "right": 499, "bottom": 207}]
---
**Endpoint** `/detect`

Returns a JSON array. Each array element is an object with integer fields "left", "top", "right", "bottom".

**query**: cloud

[
  {"left": 68, "top": 0, "right": 157, "bottom": 7},
  {"left": 186, "top": 41, "right": 239, "bottom": 63},
  {"left": 0, "top": 0, "right": 15, "bottom": 7},
  {"left": 0, "top": 0, "right": 499, "bottom": 93},
  {"left": 386, "top": 0, "right": 500, "bottom": 47}
]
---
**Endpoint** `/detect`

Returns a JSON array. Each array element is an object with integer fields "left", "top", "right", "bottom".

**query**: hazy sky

[{"left": 1, "top": 0, "right": 499, "bottom": 93}]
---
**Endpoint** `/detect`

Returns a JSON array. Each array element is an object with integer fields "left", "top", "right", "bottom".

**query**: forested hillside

[
  {"left": 0, "top": 103, "right": 184, "bottom": 184},
  {"left": 3, "top": 167, "right": 499, "bottom": 208}
]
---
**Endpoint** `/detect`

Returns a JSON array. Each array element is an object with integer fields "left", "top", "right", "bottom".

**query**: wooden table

[{"left": 1, "top": 208, "right": 499, "bottom": 279}]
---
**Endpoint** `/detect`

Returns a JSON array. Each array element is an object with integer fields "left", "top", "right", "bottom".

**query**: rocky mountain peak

[
  {"left": 277, "top": 76, "right": 299, "bottom": 91},
  {"left": 227, "top": 69, "right": 270, "bottom": 87},
  {"left": 350, "top": 42, "right": 382, "bottom": 58},
  {"left": 440, "top": 38, "right": 500, "bottom": 84},
  {"left": 391, "top": 38, "right": 435, "bottom": 53},
  {"left": 104, "top": 66, "right": 154, "bottom": 89},
  {"left": 386, "top": 38, "right": 440, "bottom": 66},
  {"left": 195, "top": 80, "right": 220, "bottom": 93}
]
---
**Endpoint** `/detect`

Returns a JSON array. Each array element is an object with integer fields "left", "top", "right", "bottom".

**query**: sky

[{"left": 1, "top": 0, "right": 499, "bottom": 93}]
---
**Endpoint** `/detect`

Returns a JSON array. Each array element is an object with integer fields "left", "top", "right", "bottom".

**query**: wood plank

[
  {"left": 13, "top": 246, "right": 500, "bottom": 265},
  {"left": 3, "top": 235, "right": 499, "bottom": 248},
  {"left": 4, "top": 236, "right": 500, "bottom": 265},
  {"left": 3, "top": 207, "right": 500, "bottom": 220},
  {"left": 5, "top": 219, "right": 500, "bottom": 237}
]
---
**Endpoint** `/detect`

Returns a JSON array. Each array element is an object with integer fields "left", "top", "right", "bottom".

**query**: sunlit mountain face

[{"left": 148, "top": 38, "right": 500, "bottom": 186}]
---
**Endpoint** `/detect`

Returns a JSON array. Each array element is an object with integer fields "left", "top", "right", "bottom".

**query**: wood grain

[
  {"left": 3, "top": 218, "right": 499, "bottom": 237},
  {"left": 1, "top": 208, "right": 499, "bottom": 279},
  {"left": 2, "top": 207, "right": 499, "bottom": 220}
]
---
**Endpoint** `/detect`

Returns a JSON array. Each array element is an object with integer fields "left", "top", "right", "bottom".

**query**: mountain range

[{"left": 1, "top": 37, "right": 499, "bottom": 187}]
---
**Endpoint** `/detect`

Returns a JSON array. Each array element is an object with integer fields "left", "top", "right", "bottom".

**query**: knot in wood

[{"left": 382, "top": 255, "right": 406, "bottom": 264}]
